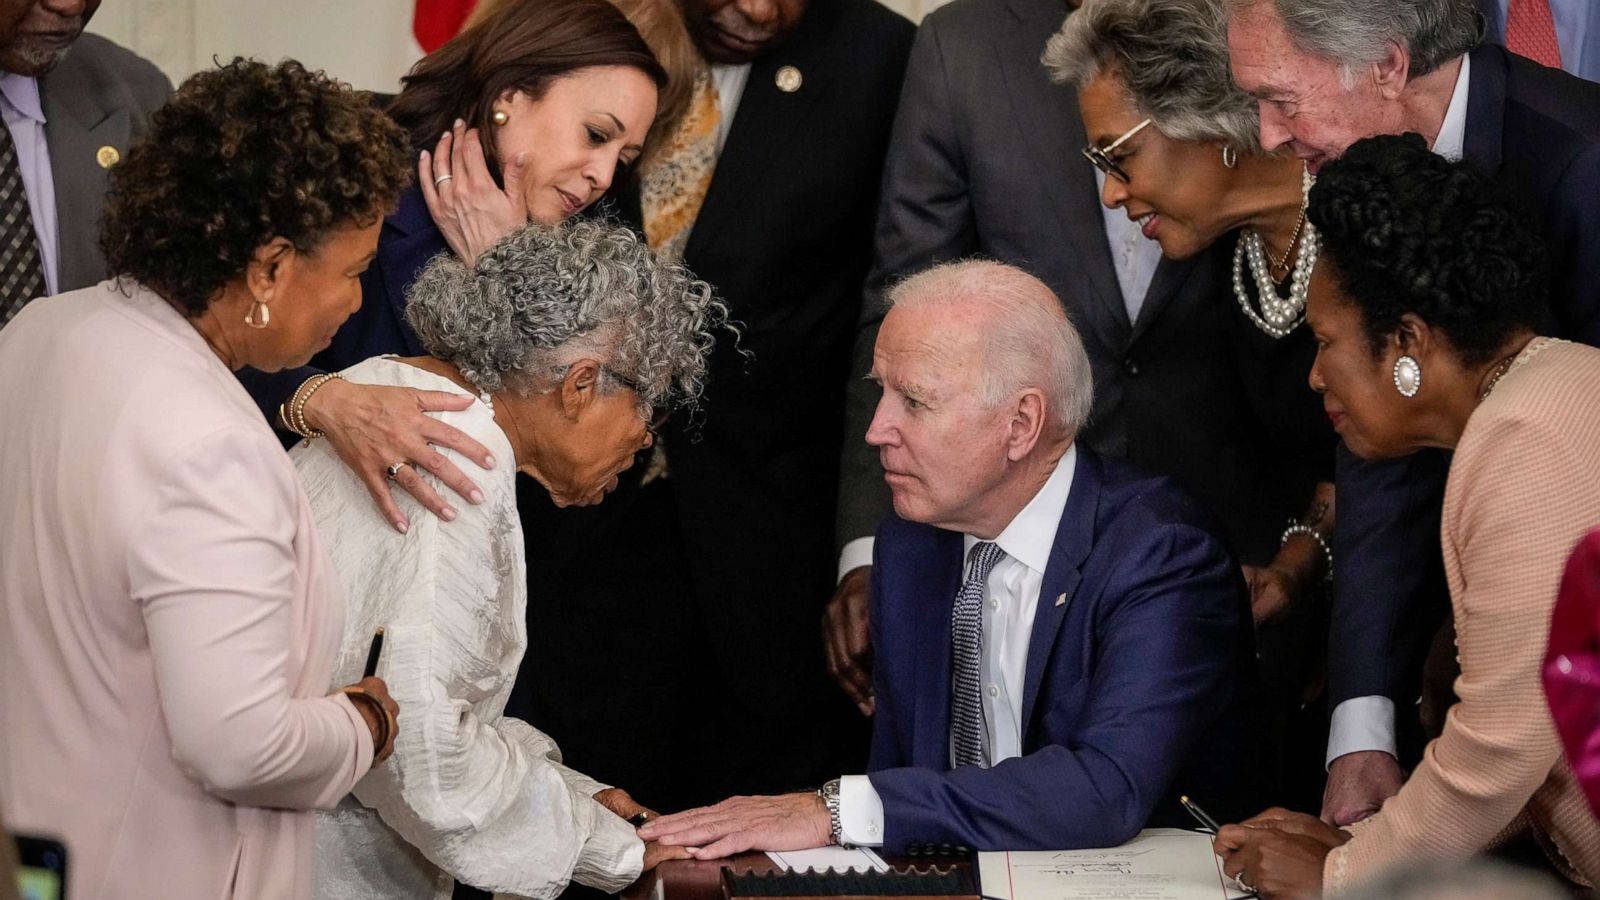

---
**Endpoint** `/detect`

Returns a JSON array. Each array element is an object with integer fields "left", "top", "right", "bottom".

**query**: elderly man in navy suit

[
  {"left": 638, "top": 261, "right": 1260, "bottom": 855},
  {"left": 1227, "top": 0, "right": 1600, "bottom": 829}
]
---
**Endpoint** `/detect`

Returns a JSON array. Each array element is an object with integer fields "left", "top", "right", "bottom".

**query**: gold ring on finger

[{"left": 386, "top": 461, "right": 411, "bottom": 480}]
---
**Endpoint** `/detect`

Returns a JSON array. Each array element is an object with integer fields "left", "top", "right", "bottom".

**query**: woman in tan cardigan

[{"left": 1214, "top": 133, "right": 1600, "bottom": 897}]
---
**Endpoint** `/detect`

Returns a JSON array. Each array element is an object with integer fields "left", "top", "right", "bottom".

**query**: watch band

[{"left": 819, "top": 778, "right": 850, "bottom": 847}]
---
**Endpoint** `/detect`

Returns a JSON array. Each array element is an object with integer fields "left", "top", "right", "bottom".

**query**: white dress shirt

[
  {"left": 302, "top": 358, "right": 642, "bottom": 899},
  {"left": 838, "top": 447, "right": 1078, "bottom": 846},
  {"left": 1325, "top": 54, "right": 1470, "bottom": 770},
  {"left": 0, "top": 72, "right": 59, "bottom": 295},
  {"left": 712, "top": 63, "right": 753, "bottom": 155}
]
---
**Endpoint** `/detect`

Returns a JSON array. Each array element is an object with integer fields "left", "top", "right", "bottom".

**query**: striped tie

[
  {"left": 951, "top": 541, "right": 1006, "bottom": 768},
  {"left": 0, "top": 120, "right": 44, "bottom": 328},
  {"left": 1506, "top": 0, "right": 1563, "bottom": 70}
]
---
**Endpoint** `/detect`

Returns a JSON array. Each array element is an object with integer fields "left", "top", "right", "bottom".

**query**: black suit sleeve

[
  {"left": 1326, "top": 444, "right": 1451, "bottom": 760},
  {"left": 835, "top": 15, "right": 979, "bottom": 552},
  {"left": 1548, "top": 145, "right": 1600, "bottom": 345}
]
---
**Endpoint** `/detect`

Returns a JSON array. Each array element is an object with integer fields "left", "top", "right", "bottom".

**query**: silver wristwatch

[{"left": 819, "top": 778, "right": 850, "bottom": 847}]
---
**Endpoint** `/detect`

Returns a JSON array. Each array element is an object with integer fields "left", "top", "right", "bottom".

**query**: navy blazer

[
  {"left": 865, "top": 448, "right": 1261, "bottom": 851},
  {"left": 238, "top": 186, "right": 445, "bottom": 430},
  {"left": 1328, "top": 43, "right": 1600, "bottom": 757}
]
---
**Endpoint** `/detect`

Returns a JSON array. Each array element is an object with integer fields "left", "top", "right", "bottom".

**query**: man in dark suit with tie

[
  {"left": 0, "top": 0, "right": 168, "bottom": 327},
  {"left": 637, "top": 262, "right": 1259, "bottom": 855},
  {"left": 1228, "top": 0, "right": 1600, "bottom": 826},
  {"left": 826, "top": 0, "right": 1330, "bottom": 802},
  {"left": 504, "top": 0, "right": 917, "bottom": 816}
]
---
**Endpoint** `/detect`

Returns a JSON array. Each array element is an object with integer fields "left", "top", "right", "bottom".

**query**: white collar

[
  {"left": 963, "top": 445, "right": 1078, "bottom": 576},
  {"left": 1431, "top": 53, "right": 1471, "bottom": 162}
]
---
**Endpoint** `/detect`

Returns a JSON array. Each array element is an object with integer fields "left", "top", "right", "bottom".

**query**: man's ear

[
  {"left": 1004, "top": 389, "right": 1048, "bottom": 462},
  {"left": 1372, "top": 39, "right": 1411, "bottom": 101},
  {"left": 559, "top": 359, "right": 603, "bottom": 419},
  {"left": 245, "top": 237, "right": 296, "bottom": 303}
]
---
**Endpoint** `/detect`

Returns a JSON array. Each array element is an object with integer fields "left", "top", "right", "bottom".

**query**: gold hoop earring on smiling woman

[
  {"left": 492, "top": 110, "right": 509, "bottom": 126},
  {"left": 244, "top": 298, "right": 270, "bottom": 329},
  {"left": 1393, "top": 355, "right": 1422, "bottom": 397}
]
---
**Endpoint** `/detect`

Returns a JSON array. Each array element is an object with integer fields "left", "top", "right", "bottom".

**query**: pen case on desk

[{"left": 721, "top": 867, "right": 977, "bottom": 900}]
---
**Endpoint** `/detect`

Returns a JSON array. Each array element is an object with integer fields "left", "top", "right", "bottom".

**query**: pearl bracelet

[
  {"left": 1280, "top": 521, "right": 1334, "bottom": 583},
  {"left": 280, "top": 372, "right": 344, "bottom": 440}
]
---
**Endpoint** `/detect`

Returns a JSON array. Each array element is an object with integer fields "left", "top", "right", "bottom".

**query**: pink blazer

[
  {"left": 0, "top": 283, "right": 374, "bottom": 899},
  {"left": 1546, "top": 528, "right": 1600, "bottom": 819}
]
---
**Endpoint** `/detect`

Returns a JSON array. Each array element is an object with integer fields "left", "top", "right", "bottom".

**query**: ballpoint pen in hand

[{"left": 1180, "top": 795, "right": 1222, "bottom": 833}]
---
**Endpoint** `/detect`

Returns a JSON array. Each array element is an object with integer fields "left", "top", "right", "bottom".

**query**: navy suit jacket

[
  {"left": 1329, "top": 43, "right": 1600, "bottom": 757},
  {"left": 865, "top": 448, "right": 1261, "bottom": 851}
]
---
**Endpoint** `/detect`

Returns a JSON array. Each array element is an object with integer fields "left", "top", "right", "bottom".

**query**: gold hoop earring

[
  {"left": 245, "top": 299, "right": 271, "bottom": 329},
  {"left": 492, "top": 110, "right": 509, "bottom": 126},
  {"left": 1221, "top": 145, "right": 1238, "bottom": 169}
]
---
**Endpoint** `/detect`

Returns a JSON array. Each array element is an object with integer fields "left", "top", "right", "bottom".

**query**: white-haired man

[
  {"left": 637, "top": 261, "right": 1261, "bottom": 854},
  {"left": 1227, "top": 0, "right": 1600, "bottom": 828}
]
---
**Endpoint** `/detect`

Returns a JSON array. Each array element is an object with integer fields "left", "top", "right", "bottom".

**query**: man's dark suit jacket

[
  {"left": 867, "top": 448, "right": 1262, "bottom": 850},
  {"left": 38, "top": 34, "right": 169, "bottom": 292},
  {"left": 834, "top": 0, "right": 1329, "bottom": 569},
  {"left": 1330, "top": 43, "right": 1600, "bottom": 756}
]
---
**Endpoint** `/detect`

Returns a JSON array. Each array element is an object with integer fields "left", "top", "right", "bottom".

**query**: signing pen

[
  {"left": 1180, "top": 795, "right": 1222, "bottom": 833},
  {"left": 363, "top": 628, "right": 386, "bottom": 678}
]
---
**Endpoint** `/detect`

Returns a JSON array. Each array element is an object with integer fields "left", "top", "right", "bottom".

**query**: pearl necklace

[{"left": 1234, "top": 165, "right": 1318, "bottom": 339}]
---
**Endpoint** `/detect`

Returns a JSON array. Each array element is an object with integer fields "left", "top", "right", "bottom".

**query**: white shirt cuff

[
  {"left": 838, "top": 538, "right": 875, "bottom": 584},
  {"left": 839, "top": 775, "right": 885, "bottom": 847},
  {"left": 1326, "top": 695, "right": 1398, "bottom": 768}
]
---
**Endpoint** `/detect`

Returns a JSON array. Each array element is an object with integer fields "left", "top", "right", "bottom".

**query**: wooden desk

[{"left": 624, "top": 853, "right": 976, "bottom": 900}]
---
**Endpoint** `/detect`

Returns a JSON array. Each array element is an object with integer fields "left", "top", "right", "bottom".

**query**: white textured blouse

[{"left": 297, "top": 357, "right": 643, "bottom": 900}]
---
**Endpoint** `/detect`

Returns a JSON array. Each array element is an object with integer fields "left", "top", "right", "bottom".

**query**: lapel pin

[
  {"left": 1054, "top": 593, "right": 1067, "bottom": 607},
  {"left": 95, "top": 146, "right": 120, "bottom": 169},
  {"left": 775, "top": 65, "right": 803, "bottom": 93}
]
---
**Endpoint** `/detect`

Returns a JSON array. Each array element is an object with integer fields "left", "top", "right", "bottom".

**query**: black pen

[
  {"left": 1180, "top": 795, "right": 1222, "bottom": 833},
  {"left": 363, "top": 628, "right": 386, "bottom": 678}
]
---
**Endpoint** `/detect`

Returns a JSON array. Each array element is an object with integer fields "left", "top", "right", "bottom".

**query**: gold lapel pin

[
  {"left": 775, "top": 65, "right": 802, "bottom": 93},
  {"left": 1054, "top": 593, "right": 1067, "bottom": 607},
  {"left": 96, "top": 146, "right": 120, "bottom": 169}
]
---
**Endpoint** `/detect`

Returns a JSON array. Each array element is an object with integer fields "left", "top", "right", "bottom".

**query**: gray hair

[
  {"left": 1339, "top": 859, "right": 1568, "bottom": 900},
  {"left": 1044, "top": 0, "right": 1263, "bottom": 153},
  {"left": 405, "top": 219, "right": 727, "bottom": 410},
  {"left": 1230, "top": 0, "right": 1480, "bottom": 80},
  {"left": 887, "top": 260, "right": 1093, "bottom": 437}
]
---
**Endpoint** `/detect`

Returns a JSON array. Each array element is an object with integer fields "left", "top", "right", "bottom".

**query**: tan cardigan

[{"left": 1326, "top": 338, "right": 1600, "bottom": 893}]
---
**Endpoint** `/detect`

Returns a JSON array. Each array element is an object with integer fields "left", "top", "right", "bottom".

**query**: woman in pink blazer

[{"left": 0, "top": 59, "right": 411, "bottom": 900}]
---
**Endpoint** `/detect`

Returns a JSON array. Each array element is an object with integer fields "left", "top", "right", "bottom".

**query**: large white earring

[
  {"left": 1221, "top": 145, "right": 1238, "bottom": 169},
  {"left": 1393, "top": 355, "right": 1422, "bottom": 397}
]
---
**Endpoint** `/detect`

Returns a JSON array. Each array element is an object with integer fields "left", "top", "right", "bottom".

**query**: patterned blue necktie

[{"left": 951, "top": 541, "right": 1006, "bottom": 768}]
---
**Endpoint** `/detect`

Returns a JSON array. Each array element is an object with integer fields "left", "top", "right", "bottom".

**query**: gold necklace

[
  {"left": 1478, "top": 354, "right": 1519, "bottom": 401},
  {"left": 1267, "top": 206, "right": 1307, "bottom": 278}
]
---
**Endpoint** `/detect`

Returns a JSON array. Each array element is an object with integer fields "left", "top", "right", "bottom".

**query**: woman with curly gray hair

[{"left": 294, "top": 219, "right": 724, "bottom": 900}]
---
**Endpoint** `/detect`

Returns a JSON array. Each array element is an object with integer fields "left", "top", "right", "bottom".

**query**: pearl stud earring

[{"left": 492, "top": 110, "right": 509, "bottom": 126}]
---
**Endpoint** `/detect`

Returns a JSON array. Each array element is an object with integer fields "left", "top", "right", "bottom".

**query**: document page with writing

[{"left": 977, "top": 829, "right": 1251, "bottom": 900}]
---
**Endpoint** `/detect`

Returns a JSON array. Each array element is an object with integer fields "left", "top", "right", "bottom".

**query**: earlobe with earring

[
  {"left": 492, "top": 109, "right": 509, "bottom": 126},
  {"left": 245, "top": 298, "right": 271, "bottom": 329},
  {"left": 1393, "top": 355, "right": 1422, "bottom": 397},
  {"left": 1221, "top": 144, "right": 1238, "bottom": 169}
]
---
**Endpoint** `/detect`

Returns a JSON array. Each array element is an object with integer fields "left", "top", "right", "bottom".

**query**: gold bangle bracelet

[
  {"left": 285, "top": 373, "right": 344, "bottom": 440},
  {"left": 339, "top": 686, "right": 393, "bottom": 753}
]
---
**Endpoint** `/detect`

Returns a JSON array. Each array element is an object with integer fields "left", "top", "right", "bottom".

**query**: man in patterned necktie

[
  {"left": 1227, "top": 0, "right": 1600, "bottom": 833},
  {"left": 635, "top": 260, "right": 1260, "bottom": 856},
  {"left": 0, "top": 0, "right": 167, "bottom": 328}
]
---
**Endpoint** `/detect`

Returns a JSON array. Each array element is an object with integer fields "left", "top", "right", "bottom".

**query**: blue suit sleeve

[
  {"left": 1547, "top": 144, "right": 1600, "bottom": 345},
  {"left": 1327, "top": 445, "right": 1451, "bottom": 719},
  {"left": 867, "top": 522, "right": 1242, "bottom": 851},
  {"left": 867, "top": 538, "right": 907, "bottom": 773}
]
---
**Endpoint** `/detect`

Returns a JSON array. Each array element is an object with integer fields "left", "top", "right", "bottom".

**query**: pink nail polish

[
  {"left": 469, "top": 490, "right": 485, "bottom": 505},
  {"left": 484, "top": 454, "right": 496, "bottom": 468},
  {"left": 442, "top": 507, "right": 457, "bottom": 522},
  {"left": 396, "top": 519, "right": 409, "bottom": 534}
]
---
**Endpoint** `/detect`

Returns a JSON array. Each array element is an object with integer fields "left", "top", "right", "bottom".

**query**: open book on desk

[{"left": 977, "top": 829, "right": 1252, "bottom": 900}]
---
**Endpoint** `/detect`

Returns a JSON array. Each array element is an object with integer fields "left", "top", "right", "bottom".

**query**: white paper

[
  {"left": 766, "top": 846, "right": 891, "bottom": 874},
  {"left": 977, "top": 829, "right": 1250, "bottom": 900}
]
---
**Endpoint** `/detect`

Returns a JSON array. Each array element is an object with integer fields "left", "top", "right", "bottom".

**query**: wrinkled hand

[
  {"left": 418, "top": 120, "right": 530, "bottom": 266},
  {"left": 344, "top": 676, "right": 400, "bottom": 764},
  {"left": 823, "top": 566, "right": 874, "bottom": 715},
  {"left": 1320, "top": 751, "right": 1403, "bottom": 826},
  {"left": 1214, "top": 820, "right": 1339, "bottom": 899},
  {"left": 1243, "top": 564, "right": 1306, "bottom": 629},
  {"left": 638, "top": 792, "right": 831, "bottom": 859},
  {"left": 1240, "top": 809, "right": 1350, "bottom": 850},
  {"left": 301, "top": 378, "right": 493, "bottom": 533},
  {"left": 643, "top": 841, "right": 692, "bottom": 872},
  {"left": 594, "top": 788, "right": 660, "bottom": 824}
]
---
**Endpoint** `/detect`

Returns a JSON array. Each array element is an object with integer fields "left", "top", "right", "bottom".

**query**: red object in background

[
  {"left": 1545, "top": 528, "right": 1600, "bottom": 817},
  {"left": 414, "top": 0, "right": 478, "bottom": 52}
]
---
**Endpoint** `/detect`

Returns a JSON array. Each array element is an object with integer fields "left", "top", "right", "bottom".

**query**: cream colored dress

[{"left": 298, "top": 357, "right": 643, "bottom": 900}]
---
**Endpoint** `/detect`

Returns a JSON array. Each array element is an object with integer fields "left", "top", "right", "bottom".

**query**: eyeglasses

[
  {"left": 602, "top": 366, "right": 672, "bottom": 433},
  {"left": 1081, "top": 118, "right": 1152, "bottom": 184}
]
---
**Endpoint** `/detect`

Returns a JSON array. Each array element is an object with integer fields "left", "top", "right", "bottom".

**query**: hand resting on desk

[{"left": 638, "top": 792, "right": 833, "bottom": 859}]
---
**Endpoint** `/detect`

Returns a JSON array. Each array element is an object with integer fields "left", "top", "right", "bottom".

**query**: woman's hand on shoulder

[
  {"left": 419, "top": 120, "right": 531, "bottom": 266},
  {"left": 300, "top": 377, "right": 493, "bottom": 533}
]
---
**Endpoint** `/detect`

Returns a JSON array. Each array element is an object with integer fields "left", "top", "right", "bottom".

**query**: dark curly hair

[
  {"left": 100, "top": 58, "right": 413, "bottom": 317},
  {"left": 1307, "top": 133, "right": 1548, "bottom": 367}
]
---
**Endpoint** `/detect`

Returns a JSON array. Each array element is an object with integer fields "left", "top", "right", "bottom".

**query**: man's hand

[
  {"left": 1214, "top": 821, "right": 1337, "bottom": 900},
  {"left": 1321, "top": 750, "right": 1404, "bottom": 826},
  {"left": 823, "top": 567, "right": 873, "bottom": 715},
  {"left": 301, "top": 378, "right": 493, "bottom": 533},
  {"left": 637, "top": 793, "right": 831, "bottom": 859}
]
